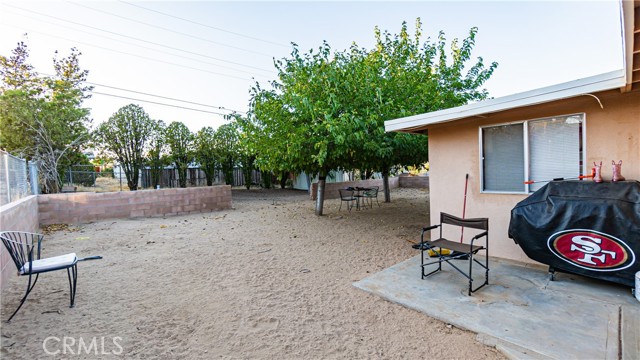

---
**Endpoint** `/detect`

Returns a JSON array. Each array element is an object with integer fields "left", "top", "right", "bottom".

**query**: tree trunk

[
  {"left": 315, "top": 173, "right": 326, "bottom": 216},
  {"left": 279, "top": 171, "right": 288, "bottom": 189},
  {"left": 383, "top": 170, "right": 391, "bottom": 203},
  {"left": 128, "top": 165, "right": 139, "bottom": 191}
]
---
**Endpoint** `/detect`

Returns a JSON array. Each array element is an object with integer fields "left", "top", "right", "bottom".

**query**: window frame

[{"left": 478, "top": 113, "right": 587, "bottom": 195}]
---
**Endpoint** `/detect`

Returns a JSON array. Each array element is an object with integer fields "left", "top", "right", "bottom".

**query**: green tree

[
  {"left": 94, "top": 104, "right": 154, "bottom": 191},
  {"left": 229, "top": 115, "right": 258, "bottom": 189},
  {"left": 165, "top": 121, "right": 193, "bottom": 188},
  {"left": 147, "top": 120, "right": 167, "bottom": 189},
  {"left": 248, "top": 20, "right": 497, "bottom": 214},
  {"left": 354, "top": 21, "right": 496, "bottom": 201},
  {"left": 194, "top": 126, "right": 217, "bottom": 186},
  {"left": 212, "top": 123, "right": 239, "bottom": 186},
  {"left": 0, "top": 41, "right": 37, "bottom": 92},
  {"left": 249, "top": 41, "right": 358, "bottom": 214},
  {"left": 0, "top": 42, "right": 92, "bottom": 193}
]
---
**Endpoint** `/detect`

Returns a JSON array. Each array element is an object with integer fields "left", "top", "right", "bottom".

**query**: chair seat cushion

[
  {"left": 20, "top": 253, "right": 77, "bottom": 274},
  {"left": 427, "top": 239, "right": 484, "bottom": 254}
]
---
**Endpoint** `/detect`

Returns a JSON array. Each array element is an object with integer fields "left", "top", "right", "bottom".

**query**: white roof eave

[{"left": 385, "top": 69, "right": 626, "bottom": 133}]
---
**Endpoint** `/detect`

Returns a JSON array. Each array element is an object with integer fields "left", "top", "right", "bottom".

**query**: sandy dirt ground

[{"left": 0, "top": 187, "right": 504, "bottom": 359}]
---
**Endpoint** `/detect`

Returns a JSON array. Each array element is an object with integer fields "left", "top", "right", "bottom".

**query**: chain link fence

[{"left": 0, "top": 150, "right": 38, "bottom": 207}]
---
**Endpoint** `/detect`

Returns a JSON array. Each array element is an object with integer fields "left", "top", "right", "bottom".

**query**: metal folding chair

[{"left": 417, "top": 213, "right": 489, "bottom": 295}]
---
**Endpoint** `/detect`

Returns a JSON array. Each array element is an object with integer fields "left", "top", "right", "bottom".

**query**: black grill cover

[{"left": 509, "top": 180, "right": 640, "bottom": 287}]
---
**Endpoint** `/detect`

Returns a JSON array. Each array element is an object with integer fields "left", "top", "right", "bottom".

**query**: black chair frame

[
  {"left": 338, "top": 189, "right": 358, "bottom": 212},
  {"left": 363, "top": 186, "right": 380, "bottom": 209},
  {"left": 0, "top": 231, "right": 78, "bottom": 322},
  {"left": 418, "top": 213, "right": 489, "bottom": 295}
]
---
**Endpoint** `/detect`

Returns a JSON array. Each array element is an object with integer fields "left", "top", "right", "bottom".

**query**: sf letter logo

[
  {"left": 569, "top": 235, "right": 617, "bottom": 265},
  {"left": 547, "top": 230, "right": 635, "bottom": 272}
]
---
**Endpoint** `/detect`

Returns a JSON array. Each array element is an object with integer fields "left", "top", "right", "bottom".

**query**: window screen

[
  {"left": 528, "top": 115, "right": 582, "bottom": 191},
  {"left": 482, "top": 124, "right": 524, "bottom": 192}
]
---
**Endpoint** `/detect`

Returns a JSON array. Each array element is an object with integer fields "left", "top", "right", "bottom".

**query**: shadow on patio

[{"left": 354, "top": 255, "right": 639, "bottom": 359}]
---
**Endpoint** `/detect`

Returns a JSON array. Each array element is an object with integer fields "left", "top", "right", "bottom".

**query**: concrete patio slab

[{"left": 354, "top": 255, "right": 639, "bottom": 359}]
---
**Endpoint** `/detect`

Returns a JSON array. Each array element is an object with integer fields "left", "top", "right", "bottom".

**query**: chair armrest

[
  {"left": 422, "top": 224, "right": 439, "bottom": 232},
  {"left": 36, "top": 233, "right": 44, "bottom": 260},
  {"left": 470, "top": 231, "right": 488, "bottom": 245},
  {"left": 421, "top": 225, "right": 440, "bottom": 243}
]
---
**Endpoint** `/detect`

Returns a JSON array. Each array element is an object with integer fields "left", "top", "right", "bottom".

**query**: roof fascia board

[
  {"left": 385, "top": 69, "right": 626, "bottom": 132},
  {"left": 621, "top": 0, "right": 634, "bottom": 89}
]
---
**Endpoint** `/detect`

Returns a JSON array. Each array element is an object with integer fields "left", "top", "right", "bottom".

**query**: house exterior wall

[
  {"left": 427, "top": 89, "right": 640, "bottom": 263},
  {"left": 0, "top": 195, "right": 39, "bottom": 291}
]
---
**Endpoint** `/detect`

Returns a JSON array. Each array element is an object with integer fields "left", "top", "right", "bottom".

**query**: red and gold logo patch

[{"left": 547, "top": 230, "right": 635, "bottom": 272}]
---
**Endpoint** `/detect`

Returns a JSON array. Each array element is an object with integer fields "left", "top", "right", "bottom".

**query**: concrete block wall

[
  {"left": 398, "top": 175, "right": 430, "bottom": 188},
  {"left": 0, "top": 196, "right": 39, "bottom": 291},
  {"left": 38, "top": 186, "right": 232, "bottom": 226},
  {"left": 309, "top": 177, "right": 400, "bottom": 200}
]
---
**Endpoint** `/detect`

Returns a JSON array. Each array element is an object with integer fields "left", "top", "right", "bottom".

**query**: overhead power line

[
  {"left": 1, "top": 14, "right": 275, "bottom": 77},
  {"left": 2, "top": 4, "right": 275, "bottom": 74},
  {"left": 91, "top": 91, "right": 235, "bottom": 117},
  {"left": 35, "top": 70, "right": 248, "bottom": 115},
  {"left": 119, "top": 0, "right": 290, "bottom": 49},
  {"left": 89, "top": 81, "right": 246, "bottom": 115},
  {"left": 67, "top": 1, "right": 275, "bottom": 58},
  {"left": 0, "top": 22, "right": 271, "bottom": 82}
]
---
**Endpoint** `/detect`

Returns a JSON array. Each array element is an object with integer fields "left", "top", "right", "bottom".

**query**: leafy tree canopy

[
  {"left": 165, "top": 121, "right": 193, "bottom": 188},
  {"left": 246, "top": 19, "right": 497, "bottom": 214},
  {"left": 94, "top": 104, "right": 154, "bottom": 191},
  {"left": 194, "top": 126, "right": 217, "bottom": 186},
  {"left": 212, "top": 122, "right": 239, "bottom": 186},
  {"left": 0, "top": 41, "right": 93, "bottom": 193}
]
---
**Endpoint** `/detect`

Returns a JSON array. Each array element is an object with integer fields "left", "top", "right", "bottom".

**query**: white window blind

[
  {"left": 482, "top": 124, "right": 524, "bottom": 192},
  {"left": 481, "top": 114, "right": 584, "bottom": 193},
  {"left": 528, "top": 115, "right": 582, "bottom": 191}
]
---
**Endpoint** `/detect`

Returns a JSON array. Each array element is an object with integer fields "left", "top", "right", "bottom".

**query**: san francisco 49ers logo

[{"left": 547, "top": 229, "right": 635, "bottom": 272}]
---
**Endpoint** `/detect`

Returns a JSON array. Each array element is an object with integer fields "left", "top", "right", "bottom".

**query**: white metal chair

[{"left": 0, "top": 231, "right": 78, "bottom": 322}]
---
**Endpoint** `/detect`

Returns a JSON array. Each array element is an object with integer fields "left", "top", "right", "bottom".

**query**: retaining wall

[
  {"left": 0, "top": 196, "right": 39, "bottom": 291},
  {"left": 309, "top": 177, "right": 400, "bottom": 200},
  {"left": 399, "top": 175, "right": 430, "bottom": 188},
  {"left": 38, "top": 186, "right": 232, "bottom": 226}
]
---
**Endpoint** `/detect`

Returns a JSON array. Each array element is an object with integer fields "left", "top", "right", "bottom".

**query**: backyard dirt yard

[{"left": 0, "top": 188, "right": 504, "bottom": 359}]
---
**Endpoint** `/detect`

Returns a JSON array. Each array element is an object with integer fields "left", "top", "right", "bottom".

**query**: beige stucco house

[{"left": 385, "top": 1, "right": 639, "bottom": 263}]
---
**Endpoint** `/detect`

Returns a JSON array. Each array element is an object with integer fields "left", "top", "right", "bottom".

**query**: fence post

[
  {"left": 29, "top": 161, "right": 40, "bottom": 195},
  {"left": 4, "top": 152, "right": 11, "bottom": 204}
]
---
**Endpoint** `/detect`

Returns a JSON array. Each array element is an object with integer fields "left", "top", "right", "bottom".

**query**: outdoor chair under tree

[
  {"left": 338, "top": 189, "right": 358, "bottom": 212},
  {"left": 363, "top": 186, "right": 380, "bottom": 208},
  {"left": 417, "top": 212, "right": 489, "bottom": 295},
  {"left": 0, "top": 231, "right": 78, "bottom": 322}
]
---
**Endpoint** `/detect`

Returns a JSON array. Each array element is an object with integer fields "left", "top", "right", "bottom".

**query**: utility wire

[
  {"left": 90, "top": 81, "right": 246, "bottom": 114},
  {"left": 119, "top": 0, "right": 290, "bottom": 49},
  {"left": 0, "top": 22, "right": 261, "bottom": 82},
  {"left": 2, "top": 4, "right": 275, "bottom": 73},
  {"left": 91, "top": 91, "right": 235, "bottom": 117},
  {"left": 37, "top": 71, "right": 247, "bottom": 115},
  {"left": 67, "top": 1, "right": 275, "bottom": 58},
  {"left": 1, "top": 14, "right": 275, "bottom": 77}
]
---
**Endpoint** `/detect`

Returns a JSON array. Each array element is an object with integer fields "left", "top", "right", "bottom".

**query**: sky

[{"left": 0, "top": 1, "right": 624, "bottom": 133}]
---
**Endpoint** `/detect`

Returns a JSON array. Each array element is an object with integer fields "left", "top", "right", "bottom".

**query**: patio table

[{"left": 346, "top": 187, "right": 372, "bottom": 210}]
